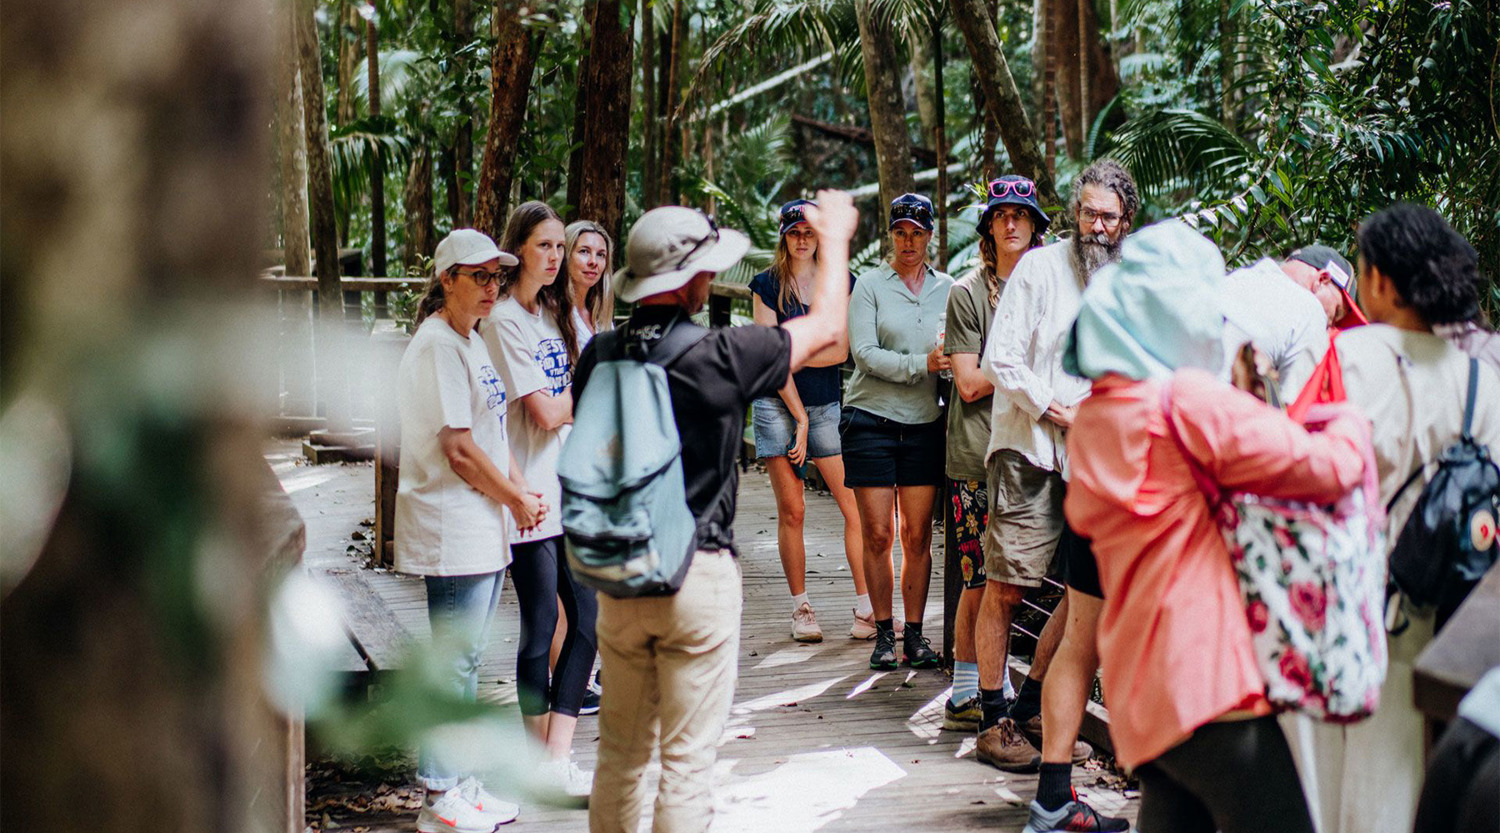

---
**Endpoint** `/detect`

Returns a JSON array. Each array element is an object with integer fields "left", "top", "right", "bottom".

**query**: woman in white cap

[
  {"left": 748, "top": 198, "right": 869, "bottom": 644},
  {"left": 843, "top": 192, "right": 954, "bottom": 672},
  {"left": 396, "top": 227, "right": 545, "bottom": 832},
  {"left": 480, "top": 201, "right": 595, "bottom": 802},
  {"left": 562, "top": 219, "right": 615, "bottom": 351}
]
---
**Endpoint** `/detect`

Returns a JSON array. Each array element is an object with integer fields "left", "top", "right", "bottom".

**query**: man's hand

[
  {"left": 1043, "top": 401, "right": 1077, "bottom": 429},
  {"left": 927, "top": 347, "right": 952, "bottom": 374},
  {"left": 802, "top": 190, "right": 858, "bottom": 244}
]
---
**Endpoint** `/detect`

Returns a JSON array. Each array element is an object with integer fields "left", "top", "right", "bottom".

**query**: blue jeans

[{"left": 417, "top": 570, "right": 505, "bottom": 791}]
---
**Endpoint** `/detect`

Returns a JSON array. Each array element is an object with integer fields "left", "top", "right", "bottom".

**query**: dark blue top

[{"left": 747, "top": 269, "right": 855, "bottom": 407}]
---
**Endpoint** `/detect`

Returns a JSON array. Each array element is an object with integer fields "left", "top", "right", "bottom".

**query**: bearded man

[{"left": 974, "top": 160, "right": 1138, "bottom": 833}]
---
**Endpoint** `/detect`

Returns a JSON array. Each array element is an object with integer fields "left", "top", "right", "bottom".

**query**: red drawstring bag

[{"left": 1289, "top": 332, "right": 1346, "bottom": 422}]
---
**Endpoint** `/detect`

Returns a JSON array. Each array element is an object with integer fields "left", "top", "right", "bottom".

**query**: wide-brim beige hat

[{"left": 614, "top": 206, "right": 750, "bottom": 303}]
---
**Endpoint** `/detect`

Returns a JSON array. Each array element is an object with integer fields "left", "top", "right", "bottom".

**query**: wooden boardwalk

[{"left": 273, "top": 441, "right": 1138, "bottom": 832}]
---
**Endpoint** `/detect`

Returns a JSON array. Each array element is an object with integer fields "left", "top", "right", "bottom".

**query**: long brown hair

[
  {"left": 561, "top": 220, "right": 615, "bottom": 334},
  {"left": 767, "top": 231, "right": 817, "bottom": 315},
  {"left": 497, "top": 201, "right": 581, "bottom": 365},
  {"left": 977, "top": 211, "right": 1044, "bottom": 306}
]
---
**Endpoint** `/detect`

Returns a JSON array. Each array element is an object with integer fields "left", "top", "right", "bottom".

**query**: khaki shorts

[{"left": 983, "top": 450, "right": 1065, "bottom": 588}]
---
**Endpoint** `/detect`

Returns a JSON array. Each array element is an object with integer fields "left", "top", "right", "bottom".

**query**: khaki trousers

[{"left": 588, "top": 550, "right": 742, "bottom": 833}]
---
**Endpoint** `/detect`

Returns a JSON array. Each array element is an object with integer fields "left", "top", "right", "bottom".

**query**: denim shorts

[{"left": 753, "top": 398, "right": 843, "bottom": 460}]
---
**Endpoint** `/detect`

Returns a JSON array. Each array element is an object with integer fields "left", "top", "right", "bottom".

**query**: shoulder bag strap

[
  {"left": 1462, "top": 357, "right": 1479, "bottom": 442},
  {"left": 647, "top": 313, "right": 711, "bottom": 368}
]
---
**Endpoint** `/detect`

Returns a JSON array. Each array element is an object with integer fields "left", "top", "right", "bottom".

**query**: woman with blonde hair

[
  {"left": 749, "top": 199, "right": 869, "bottom": 643},
  {"left": 562, "top": 219, "right": 615, "bottom": 348}
]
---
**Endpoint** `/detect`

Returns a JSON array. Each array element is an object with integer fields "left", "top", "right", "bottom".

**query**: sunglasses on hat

[
  {"left": 891, "top": 202, "right": 933, "bottom": 225},
  {"left": 988, "top": 178, "right": 1036, "bottom": 199},
  {"left": 673, "top": 211, "right": 721, "bottom": 271}
]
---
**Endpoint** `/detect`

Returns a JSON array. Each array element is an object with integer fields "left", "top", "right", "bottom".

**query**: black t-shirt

[
  {"left": 747, "top": 269, "right": 855, "bottom": 407},
  {"left": 573, "top": 306, "right": 792, "bottom": 554}
]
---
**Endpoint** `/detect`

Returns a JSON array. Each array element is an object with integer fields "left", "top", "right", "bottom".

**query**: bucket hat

[
  {"left": 978, "top": 175, "right": 1049, "bottom": 237},
  {"left": 614, "top": 207, "right": 750, "bottom": 303}
]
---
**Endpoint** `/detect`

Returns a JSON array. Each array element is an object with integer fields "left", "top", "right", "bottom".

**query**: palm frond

[{"left": 1103, "top": 108, "right": 1252, "bottom": 200}]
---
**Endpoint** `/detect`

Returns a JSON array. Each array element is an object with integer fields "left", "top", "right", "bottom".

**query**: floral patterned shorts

[{"left": 949, "top": 478, "right": 989, "bottom": 589}]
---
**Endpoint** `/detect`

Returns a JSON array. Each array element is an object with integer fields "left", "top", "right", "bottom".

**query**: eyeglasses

[
  {"left": 890, "top": 202, "right": 933, "bottom": 225},
  {"left": 674, "top": 212, "right": 720, "bottom": 270},
  {"left": 988, "top": 178, "right": 1036, "bottom": 199},
  {"left": 1078, "top": 208, "right": 1123, "bottom": 229},
  {"left": 457, "top": 268, "right": 500, "bottom": 287}
]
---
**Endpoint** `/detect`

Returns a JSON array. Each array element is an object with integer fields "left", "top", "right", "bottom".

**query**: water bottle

[{"left": 936, "top": 312, "right": 952, "bottom": 381}]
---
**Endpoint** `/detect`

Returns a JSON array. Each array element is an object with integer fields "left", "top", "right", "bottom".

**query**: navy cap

[
  {"left": 979, "top": 175, "right": 1049, "bottom": 236},
  {"left": 779, "top": 199, "right": 815, "bottom": 235},
  {"left": 889, "top": 193, "right": 935, "bottom": 231}
]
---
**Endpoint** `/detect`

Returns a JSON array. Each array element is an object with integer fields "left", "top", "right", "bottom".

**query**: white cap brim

[
  {"left": 454, "top": 247, "right": 519, "bottom": 268},
  {"left": 614, "top": 229, "right": 751, "bottom": 303}
]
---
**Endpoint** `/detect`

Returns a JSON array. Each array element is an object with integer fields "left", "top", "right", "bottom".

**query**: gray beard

[{"left": 1072, "top": 232, "right": 1123, "bottom": 285}]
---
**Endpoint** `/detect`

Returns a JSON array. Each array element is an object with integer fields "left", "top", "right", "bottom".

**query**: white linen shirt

[
  {"left": 1220, "top": 257, "right": 1330, "bottom": 399},
  {"left": 981, "top": 241, "right": 1091, "bottom": 474}
]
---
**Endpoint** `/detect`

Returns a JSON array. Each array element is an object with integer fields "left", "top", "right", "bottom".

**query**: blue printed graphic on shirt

[
  {"left": 478, "top": 363, "right": 507, "bottom": 411},
  {"left": 535, "top": 337, "right": 572, "bottom": 395}
]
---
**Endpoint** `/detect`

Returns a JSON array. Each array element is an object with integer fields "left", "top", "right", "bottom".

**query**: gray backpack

[{"left": 557, "top": 317, "right": 708, "bottom": 597}]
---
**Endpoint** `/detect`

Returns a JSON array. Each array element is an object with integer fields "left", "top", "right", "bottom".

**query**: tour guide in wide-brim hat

[
  {"left": 978, "top": 175, "right": 1050, "bottom": 239},
  {"left": 614, "top": 206, "right": 751, "bottom": 303}
]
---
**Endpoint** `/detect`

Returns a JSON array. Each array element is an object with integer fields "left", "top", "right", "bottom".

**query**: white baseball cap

[
  {"left": 614, "top": 207, "right": 750, "bottom": 303},
  {"left": 434, "top": 228, "right": 518, "bottom": 276}
]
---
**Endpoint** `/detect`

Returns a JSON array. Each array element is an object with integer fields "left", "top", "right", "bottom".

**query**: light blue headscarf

[{"left": 1063, "top": 220, "right": 1232, "bottom": 382}]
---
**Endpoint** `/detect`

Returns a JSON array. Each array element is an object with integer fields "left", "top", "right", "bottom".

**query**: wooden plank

[
  {"left": 322, "top": 567, "right": 413, "bottom": 672},
  {"left": 1414, "top": 561, "right": 1500, "bottom": 722},
  {"left": 260, "top": 275, "right": 426, "bottom": 292}
]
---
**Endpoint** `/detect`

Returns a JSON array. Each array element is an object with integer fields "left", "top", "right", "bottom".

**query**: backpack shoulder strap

[
  {"left": 1463, "top": 357, "right": 1479, "bottom": 442},
  {"left": 647, "top": 316, "right": 710, "bottom": 368}
]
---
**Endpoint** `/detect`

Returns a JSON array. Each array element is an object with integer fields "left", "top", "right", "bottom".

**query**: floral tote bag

[{"left": 1162, "top": 381, "right": 1388, "bottom": 722}]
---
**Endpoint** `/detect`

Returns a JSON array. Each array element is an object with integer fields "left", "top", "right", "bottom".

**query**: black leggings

[
  {"left": 509, "top": 536, "right": 598, "bottom": 717},
  {"left": 1136, "top": 716, "right": 1315, "bottom": 833}
]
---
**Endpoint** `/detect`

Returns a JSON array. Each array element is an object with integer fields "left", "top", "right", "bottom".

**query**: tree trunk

[
  {"left": 298, "top": 0, "right": 353, "bottom": 432},
  {"left": 910, "top": 35, "right": 939, "bottom": 148},
  {"left": 1031, "top": 0, "right": 1047, "bottom": 120},
  {"left": 1077, "top": 0, "right": 1090, "bottom": 152},
  {"left": 854, "top": 0, "right": 916, "bottom": 232},
  {"left": 949, "top": 0, "right": 1059, "bottom": 207},
  {"left": 1052, "top": 0, "right": 1118, "bottom": 159},
  {"left": 1, "top": 0, "right": 294, "bottom": 828},
  {"left": 658, "top": 0, "right": 685, "bottom": 205},
  {"left": 475, "top": 0, "right": 541, "bottom": 238},
  {"left": 1043, "top": 0, "right": 1058, "bottom": 178},
  {"left": 368, "top": 6, "right": 386, "bottom": 278},
  {"left": 640, "top": 0, "right": 658, "bottom": 209},
  {"left": 337, "top": 0, "right": 361, "bottom": 125},
  {"left": 565, "top": 16, "right": 592, "bottom": 221},
  {"left": 572, "top": 0, "right": 634, "bottom": 244},
  {"left": 403, "top": 144, "right": 436, "bottom": 272},
  {"left": 452, "top": 0, "right": 474, "bottom": 227},
  {"left": 278, "top": 10, "right": 312, "bottom": 279},
  {"left": 933, "top": 13, "right": 949, "bottom": 266}
]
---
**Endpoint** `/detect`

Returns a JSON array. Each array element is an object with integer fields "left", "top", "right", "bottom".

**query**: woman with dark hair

[
  {"left": 479, "top": 201, "right": 595, "bottom": 801},
  {"left": 845, "top": 193, "right": 954, "bottom": 671},
  {"left": 940, "top": 175, "right": 1047, "bottom": 730},
  {"left": 1063, "top": 220, "right": 1368, "bottom": 833},
  {"left": 748, "top": 199, "right": 868, "bottom": 643},
  {"left": 398, "top": 228, "right": 544, "bottom": 831},
  {"left": 1297, "top": 204, "right": 1500, "bottom": 833},
  {"left": 563, "top": 219, "right": 614, "bottom": 349}
]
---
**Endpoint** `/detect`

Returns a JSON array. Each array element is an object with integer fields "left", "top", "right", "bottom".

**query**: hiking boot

[
  {"left": 976, "top": 718, "right": 1041, "bottom": 772},
  {"left": 1021, "top": 790, "right": 1132, "bottom": 832},
  {"left": 942, "top": 695, "right": 981, "bottom": 732},
  {"left": 903, "top": 628, "right": 940, "bottom": 669},
  {"left": 851, "top": 609, "right": 878, "bottom": 639},
  {"left": 870, "top": 626, "right": 898, "bottom": 670},
  {"left": 1019, "top": 713, "right": 1094, "bottom": 763},
  {"left": 418, "top": 784, "right": 514, "bottom": 832},
  {"left": 792, "top": 601, "right": 824, "bottom": 643}
]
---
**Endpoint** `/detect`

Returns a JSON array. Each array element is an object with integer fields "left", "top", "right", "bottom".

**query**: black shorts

[
  {"left": 839, "top": 408, "right": 945, "bottom": 488},
  {"left": 1059, "top": 523, "right": 1104, "bottom": 599}
]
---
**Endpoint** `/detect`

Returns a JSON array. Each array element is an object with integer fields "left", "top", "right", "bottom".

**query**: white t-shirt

[
  {"left": 572, "top": 307, "right": 596, "bottom": 352},
  {"left": 394, "top": 316, "right": 511, "bottom": 576},
  {"left": 482, "top": 296, "right": 572, "bottom": 541},
  {"left": 1220, "top": 258, "right": 1330, "bottom": 399}
]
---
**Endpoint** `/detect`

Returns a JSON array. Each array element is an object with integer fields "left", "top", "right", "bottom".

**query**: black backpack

[{"left": 1387, "top": 358, "right": 1500, "bottom": 624}]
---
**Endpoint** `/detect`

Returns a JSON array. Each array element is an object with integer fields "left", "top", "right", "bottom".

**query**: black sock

[
  {"left": 979, "top": 687, "right": 1010, "bottom": 730},
  {"left": 1011, "top": 675, "right": 1043, "bottom": 723},
  {"left": 904, "top": 621, "right": 923, "bottom": 638},
  {"left": 875, "top": 618, "right": 894, "bottom": 634},
  {"left": 1037, "top": 762, "right": 1074, "bottom": 811}
]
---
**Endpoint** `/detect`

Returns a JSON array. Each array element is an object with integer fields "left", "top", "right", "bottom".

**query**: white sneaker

[
  {"left": 417, "top": 785, "right": 511, "bottom": 833},
  {"left": 535, "top": 759, "right": 593, "bottom": 808},
  {"left": 456, "top": 777, "right": 519, "bottom": 825},
  {"left": 792, "top": 601, "right": 824, "bottom": 642},
  {"left": 850, "top": 611, "right": 904, "bottom": 640}
]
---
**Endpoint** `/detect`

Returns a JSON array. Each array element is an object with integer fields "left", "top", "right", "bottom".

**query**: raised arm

[{"left": 783, "top": 190, "right": 857, "bottom": 374}]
